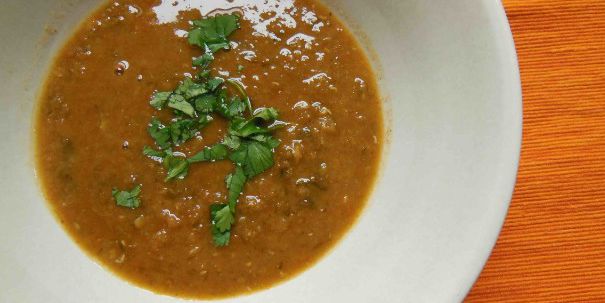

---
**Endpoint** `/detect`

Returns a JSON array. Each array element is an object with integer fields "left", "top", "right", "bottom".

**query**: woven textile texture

[{"left": 465, "top": 1, "right": 605, "bottom": 302}]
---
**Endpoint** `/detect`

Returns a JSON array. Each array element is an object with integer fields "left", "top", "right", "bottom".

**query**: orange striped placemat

[{"left": 465, "top": 1, "right": 605, "bottom": 302}]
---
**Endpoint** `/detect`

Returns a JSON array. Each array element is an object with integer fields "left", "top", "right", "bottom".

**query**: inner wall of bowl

[
  {"left": 0, "top": 1, "right": 102, "bottom": 302},
  {"left": 0, "top": 1, "right": 520, "bottom": 302}
]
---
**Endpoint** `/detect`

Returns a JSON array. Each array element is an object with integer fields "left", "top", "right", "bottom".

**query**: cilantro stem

[{"left": 226, "top": 79, "right": 253, "bottom": 114}]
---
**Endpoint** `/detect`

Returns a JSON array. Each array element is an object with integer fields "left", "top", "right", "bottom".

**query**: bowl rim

[{"left": 460, "top": 0, "right": 523, "bottom": 299}]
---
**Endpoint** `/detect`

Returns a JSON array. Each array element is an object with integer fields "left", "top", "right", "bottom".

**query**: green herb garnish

[
  {"left": 225, "top": 166, "right": 247, "bottom": 211},
  {"left": 148, "top": 118, "right": 171, "bottom": 149},
  {"left": 188, "top": 14, "right": 240, "bottom": 52},
  {"left": 229, "top": 141, "right": 275, "bottom": 178},
  {"left": 129, "top": 13, "right": 283, "bottom": 246},
  {"left": 188, "top": 144, "right": 229, "bottom": 163},
  {"left": 167, "top": 94, "right": 196, "bottom": 117},
  {"left": 163, "top": 153, "right": 190, "bottom": 181},
  {"left": 193, "top": 53, "right": 214, "bottom": 68},
  {"left": 142, "top": 145, "right": 165, "bottom": 158},
  {"left": 112, "top": 185, "right": 142, "bottom": 209},
  {"left": 209, "top": 204, "right": 233, "bottom": 246},
  {"left": 150, "top": 91, "right": 171, "bottom": 109}
]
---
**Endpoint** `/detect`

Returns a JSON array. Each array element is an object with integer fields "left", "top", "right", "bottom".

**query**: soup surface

[{"left": 36, "top": 0, "right": 382, "bottom": 299}]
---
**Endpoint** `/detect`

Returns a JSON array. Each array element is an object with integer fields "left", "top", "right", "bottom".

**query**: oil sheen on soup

[{"left": 36, "top": 0, "right": 383, "bottom": 299}]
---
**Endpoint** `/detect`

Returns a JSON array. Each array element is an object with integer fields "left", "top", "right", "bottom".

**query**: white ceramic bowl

[{"left": 0, "top": 0, "right": 521, "bottom": 302}]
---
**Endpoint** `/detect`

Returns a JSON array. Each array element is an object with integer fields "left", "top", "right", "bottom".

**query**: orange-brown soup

[{"left": 36, "top": 0, "right": 382, "bottom": 299}]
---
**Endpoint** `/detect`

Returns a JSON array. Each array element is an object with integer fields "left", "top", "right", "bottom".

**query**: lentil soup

[{"left": 36, "top": 0, "right": 383, "bottom": 299}]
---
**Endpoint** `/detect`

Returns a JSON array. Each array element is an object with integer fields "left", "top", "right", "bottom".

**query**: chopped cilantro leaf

[
  {"left": 198, "top": 114, "right": 213, "bottom": 124},
  {"left": 188, "top": 14, "right": 240, "bottom": 53},
  {"left": 229, "top": 140, "right": 274, "bottom": 178},
  {"left": 143, "top": 146, "right": 165, "bottom": 158},
  {"left": 169, "top": 118, "right": 201, "bottom": 146},
  {"left": 188, "top": 144, "right": 229, "bottom": 163},
  {"left": 163, "top": 153, "right": 190, "bottom": 181},
  {"left": 196, "top": 69, "right": 211, "bottom": 80},
  {"left": 112, "top": 185, "right": 142, "bottom": 209},
  {"left": 228, "top": 116, "right": 270, "bottom": 138},
  {"left": 249, "top": 134, "right": 280, "bottom": 149},
  {"left": 167, "top": 94, "right": 196, "bottom": 117},
  {"left": 194, "top": 94, "right": 217, "bottom": 113},
  {"left": 222, "top": 135, "right": 241, "bottom": 150},
  {"left": 148, "top": 118, "right": 171, "bottom": 149},
  {"left": 176, "top": 77, "right": 208, "bottom": 99},
  {"left": 209, "top": 165, "right": 245, "bottom": 246},
  {"left": 226, "top": 107, "right": 280, "bottom": 138},
  {"left": 213, "top": 204, "right": 234, "bottom": 232},
  {"left": 225, "top": 97, "right": 247, "bottom": 118},
  {"left": 192, "top": 53, "right": 214, "bottom": 68},
  {"left": 150, "top": 91, "right": 171, "bottom": 109},
  {"left": 206, "top": 77, "right": 225, "bottom": 91},
  {"left": 210, "top": 204, "right": 233, "bottom": 246},
  {"left": 215, "top": 92, "right": 247, "bottom": 119},
  {"left": 253, "top": 107, "right": 279, "bottom": 121},
  {"left": 226, "top": 165, "right": 246, "bottom": 211},
  {"left": 148, "top": 115, "right": 212, "bottom": 151},
  {"left": 212, "top": 228, "right": 231, "bottom": 246}
]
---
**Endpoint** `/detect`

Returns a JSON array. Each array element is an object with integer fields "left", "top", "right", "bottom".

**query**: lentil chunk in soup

[{"left": 36, "top": 0, "right": 383, "bottom": 299}]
